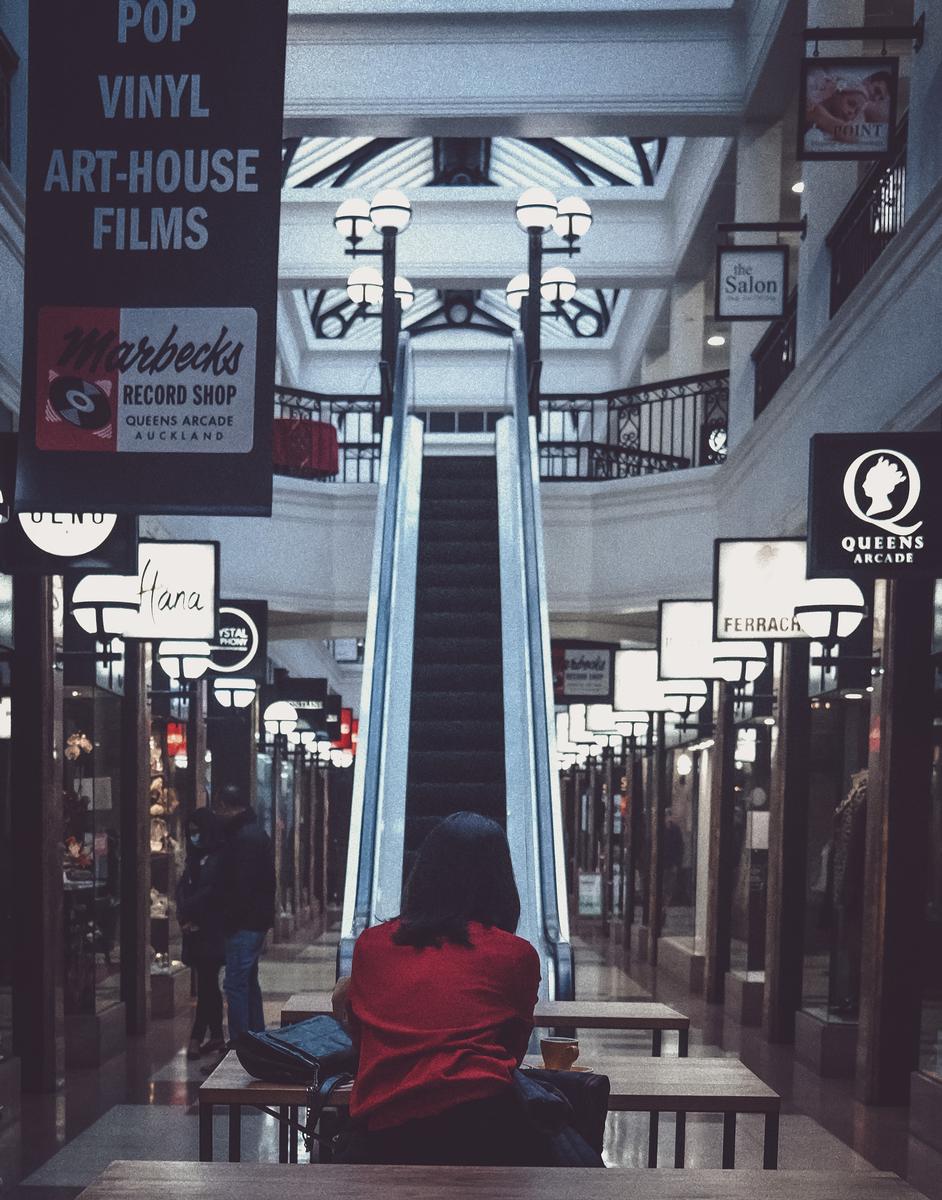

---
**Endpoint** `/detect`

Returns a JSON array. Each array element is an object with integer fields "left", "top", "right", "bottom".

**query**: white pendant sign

[
  {"left": 714, "top": 539, "right": 808, "bottom": 640},
  {"left": 714, "top": 245, "right": 788, "bottom": 321},
  {"left": 18, "top": 512, "right": 117, "bottom": 557},
  {"left": 71, "top": 540, "right": 218, "bottom": 640}
]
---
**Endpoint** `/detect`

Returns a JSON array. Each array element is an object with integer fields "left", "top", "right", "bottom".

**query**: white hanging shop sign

[
  {"left": 714, "top": 538, "right": 866, "bottom": 642},
  {"left": 808, "top": 433, "right": 942, "bottom": 578},
  {"left": 714, "top": 245, "right": 788, "bottom": 321},
  {"left": 71, "top": 539, "right": 219, "bottom": 641}
]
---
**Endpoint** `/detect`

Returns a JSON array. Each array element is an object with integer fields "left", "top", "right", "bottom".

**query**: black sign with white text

[
  {"left": 808, "top": 433, "right": 942, "bottom": 578},
  {"left": 209, "top": 598, "right": 267, "bottom": 684},
  {"left": 16, "top": 0, "right": 288, "bottom": 516},
  {"left": 715, "top": 245, "right": 788, "bottom": 322}
]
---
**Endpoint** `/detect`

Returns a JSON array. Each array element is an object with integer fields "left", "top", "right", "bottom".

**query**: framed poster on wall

[{"left": 797, "top": 55, "right": 899, "bottom": 161}]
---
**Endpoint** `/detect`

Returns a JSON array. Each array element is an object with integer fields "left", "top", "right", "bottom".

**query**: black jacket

[
  {"left": 176, "top": 849, "right": 226, "bottom": 964},
  {"left": 217, "top": 808, "right": 276, "bottom": 935}
]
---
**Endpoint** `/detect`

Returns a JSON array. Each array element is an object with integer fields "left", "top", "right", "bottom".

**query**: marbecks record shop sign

[
  {"left": 809, "top": 433, "right": 942, "bottom": 578},
  {"left": 15, "top": 0, "right": 288, "bottom": 517}
]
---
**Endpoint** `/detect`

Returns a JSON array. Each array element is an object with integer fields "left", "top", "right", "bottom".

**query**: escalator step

[
  {"left": 421, "top": 497, "right": 499, "bottom": 521},
  {"left": 407, "top": 785, "right": 505, "bottom": 821},
  {"left": 412, "top": 661, "right": 502, "bottom": 692},
  {"left": 417, "top": 586, "right": 499, "bottom": 610},
  {"left": 410, "top": 690, "right": 497, "bottom": 720},
  {"left": 414, "top": 610, "right": 501, "bottom": 639},
  {"left": 410, "top": 718, "right": 503, "bottom": 752},
  {"left": 421, "top": 476, "right": 498, "bottom": 502},
  {"left": 418, "top": 539, "right": 499, "bottom": 567},
  {"left": 408, "top": 749, "right": 504, "bottom": 784},
  {"left": 420, "top": 517, "right": 498, "bottom": 543},
  {"left": 412, "top": 636, "right": 502, "bottom": 666},
  {"left": 416, "top": 560, "right": 500, "bottom": 588},
  {"left": 423, "top": 457, "right": 496, "bottom": 481}
]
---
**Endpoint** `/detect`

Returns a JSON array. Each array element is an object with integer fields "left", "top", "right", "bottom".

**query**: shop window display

[
  {"left": 62, "top": 687, "right": 123, "bottom": 1016},
  {"left": 918, "top": 581, "right": 942, "bottom": 1076},
  {"left": 149, "top": 720, "right": 186, "bottom": 976},
  {"left": 278, "top": 754, "right": 296, "bottom": 924},
  {"left": 728, "top": 722, "right": 772, "bottom": 974},
  {"left": 659, "top": 745, "right": 707, "bottom": 948}
]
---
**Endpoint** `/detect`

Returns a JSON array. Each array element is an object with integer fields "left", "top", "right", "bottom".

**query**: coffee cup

[{"left": 540, "top": 1035, "right": 580, "bottom": 1070}]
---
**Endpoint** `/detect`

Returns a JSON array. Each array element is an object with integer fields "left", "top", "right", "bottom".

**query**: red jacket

[{"left": 348, "top": 919, "right": 541, "bottom": 1130}]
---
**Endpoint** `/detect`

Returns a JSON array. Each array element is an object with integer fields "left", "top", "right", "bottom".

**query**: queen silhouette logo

[{"left": 842, "top": 449, "right": 923, "bottom": 535}]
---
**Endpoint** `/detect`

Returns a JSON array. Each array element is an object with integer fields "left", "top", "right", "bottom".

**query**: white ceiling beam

[{"left": 284, "top": 10, "right": 749, "bottom": 136}]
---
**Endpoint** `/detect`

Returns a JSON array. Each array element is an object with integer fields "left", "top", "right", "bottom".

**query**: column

[
  {"left": 905, "top": 7, "right": 942, "bottom": 218},
  {"left": 856, "top": 579, "right": 935, "bottom": 1104},
  {"left": 668, "top": 280, "right": 705, "bottom": 379},
  {"left": 795, "top": 1, "right": 865, "bottom": 361},
  {"left": 11, "top": 576, "right": 63, "bottom": 1092},
  {"left": 641, "top": 345, "right": 671, "bottom": 386},
  {"left": 120, "top": 641, "right": 151, "bottom": 1036},
  {"left": 727, "top": 121, "right": 784, "bottom": 448},
  {"left": 763, "top": 642, "right": 811, "bottom": 1042}
]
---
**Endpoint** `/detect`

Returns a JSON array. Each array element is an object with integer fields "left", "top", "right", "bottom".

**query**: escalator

[
  {"left": 405, "top": 456, "right": 505, "bottom": 876},
  {"left": 340, "top": 333, "right": 573, "bottom": 997}
]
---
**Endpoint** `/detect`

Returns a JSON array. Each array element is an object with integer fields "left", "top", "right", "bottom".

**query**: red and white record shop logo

[{"left": 35, "top": 305, "right": 257, "bottom": 454}]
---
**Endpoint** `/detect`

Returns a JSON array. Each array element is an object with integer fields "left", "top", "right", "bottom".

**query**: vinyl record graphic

[{"left": 49, "top": 377, "right": 112, "bottom": 430}]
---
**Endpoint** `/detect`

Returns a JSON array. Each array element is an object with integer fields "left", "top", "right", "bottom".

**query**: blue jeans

[{"left": 224, "top": 929, "right": 267, "bottom": 1042}]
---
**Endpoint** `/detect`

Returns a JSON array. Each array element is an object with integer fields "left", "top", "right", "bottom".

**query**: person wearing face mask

[{"left": 177, "top": 807, "right": 226, "bottom": 1060}]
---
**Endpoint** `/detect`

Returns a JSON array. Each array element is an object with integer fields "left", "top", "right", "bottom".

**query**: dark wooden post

[
  {"left": 705, "top": 682, "right": 737, "bottom": 1003},
  {"left": 120, "top": 641, "right": 150, "bottom": 1036},
  {"left": 763, "top": 641, "right": 811, "bottom": 1042},
  {"left": 856, "top": 579, "right": 935, "bottom": 1104},
  {"left": 11, "top": 576, "right": 63, "bottom": 1091},
  {"left": 648, "top": 713, "right": 667, "bottom": 967}
]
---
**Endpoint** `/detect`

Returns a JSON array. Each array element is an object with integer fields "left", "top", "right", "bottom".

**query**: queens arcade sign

[{"left": 808, "top": 433, "right": 942, "bottom": 578}]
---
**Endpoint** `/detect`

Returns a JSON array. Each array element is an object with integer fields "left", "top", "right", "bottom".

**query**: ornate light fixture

[
  {"left": 69, "top": 574, "right": 139, "bottom": 639},
  {"left": 346, "top": 265, "right": 384, "bottom": 307},
  {"left": 263, "top": 700, "right": 298, "bottom": 739},
  {"left": 212, "top": 677, "right": 257, "bottom": 709},
  {"left": 156, "top": 640, "right": 212, "bottom": 682},
  {"left": 540, "top": 266, "right": 578, "bottom": 304},
  {"left": 793, "top": 577, "right": 867, "bottom": 642}
]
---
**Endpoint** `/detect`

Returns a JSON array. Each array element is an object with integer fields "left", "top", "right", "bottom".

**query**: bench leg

[
  {"left": 279, "top": 1106, "right": 289, "bottom": 1163},
  {"left": 228, "top": 1105, "right": 242, "bottom": 1163},
  {"left": 319, "top": 1109, "right": 336, "bottom": 1163},
  {"left": 678, "top": 1029, "right": 689, "bottom": 1057},
  {"left": 289, "top": 1106, "right": 299, "bottom": 1163},
  {"left": 199, "top": 1103, "right": 214, "bottom": 1162},
  {"left": 763, "top": 1112, "right": 780, "bottom": 1169},
  {"left": 647, "top": 1113, "right": 659, "bottom": 1167},
  {"left": 722, "top": 1112, "right": 736, "bottom": 1169},
  {"left": 652, "top": 1029, "right": 663, "bottom": 1057},
  {"left": 673, "top": 1113, "right": 686, "bottom": 1168}
]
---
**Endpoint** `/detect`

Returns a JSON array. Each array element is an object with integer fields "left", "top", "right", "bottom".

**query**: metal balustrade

[
  {"left": 273, "top": 386, "right": 382, "bottom": 483},
  {"left": 752, "top": 289, "right": 798, "bottom": 419},
  {"left": 828, "top": 114, "right": 908, "bottom": 317},
  {"left": 538, "top": 371, "right": 729, "bottom": 481}
]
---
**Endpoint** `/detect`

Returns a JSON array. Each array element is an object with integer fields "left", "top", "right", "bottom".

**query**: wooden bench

[
  {"left": 199, "top": 1052, "right": 779, "bottom": 1168},
  {"left": 80, "top": 1160, "right": 929, "bottom": 1200},
  {"left": 280, "top": 994, "right": 690, "bottom": 1056}
]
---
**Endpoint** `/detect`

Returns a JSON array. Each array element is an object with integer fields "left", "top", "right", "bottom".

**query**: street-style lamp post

[
  {"left": 509, "top": 189, "right": 592, "bottom": 413},
  {"left": 334, "top": 190, "right": 414, "bottom": 416}
]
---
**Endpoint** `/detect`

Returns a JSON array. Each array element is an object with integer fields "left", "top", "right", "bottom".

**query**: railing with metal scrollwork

[
  {"left": 273, "top": 386, "right": 382, "bottom": 483},
  {"left": 752, "top": 288, "right": 798, "bottom": 419},
  {"left": 828, "top": 114, "right": 908, "bottom": 317},
  {"left": 538, "top": 370, "right": 729, "bottom": 481}
]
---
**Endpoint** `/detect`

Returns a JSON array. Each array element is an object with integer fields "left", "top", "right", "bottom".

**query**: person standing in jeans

[
  {"left": 214, "top": 783, "right": 276, "bottom": 1042},
  {"left": 177, "top": 807, "right": 227, "bottom": 1059}
]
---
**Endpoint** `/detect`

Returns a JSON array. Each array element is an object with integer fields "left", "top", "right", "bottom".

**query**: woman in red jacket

[{"left": 339, "top": 811, "right": 549, "bottom": 1165}]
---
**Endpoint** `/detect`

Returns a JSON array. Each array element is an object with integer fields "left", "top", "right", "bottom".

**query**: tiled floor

[{"left": 3, "top": 918, "right": 942, "bottom": 1197}]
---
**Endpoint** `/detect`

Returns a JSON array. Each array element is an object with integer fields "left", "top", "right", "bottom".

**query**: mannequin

[{"left": 829, "top": 769, "right": 867, "bottom": 1015}]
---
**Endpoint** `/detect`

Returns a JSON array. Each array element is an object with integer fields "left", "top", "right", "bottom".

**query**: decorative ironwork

[
  {"left": 406, "top": 290, "right": 514, "bottom": 337},
  {"left": 752, "top": 289, "right": 798, "bottom": 418},
  {"left": 827, "top": 114, "right": 908, "bottom": 317},
  {"left": 538, "top": 371, "right": 729, "bottom": 481},
  {"left": 273, "top": 386, "right": 382, "bottom": 483}
]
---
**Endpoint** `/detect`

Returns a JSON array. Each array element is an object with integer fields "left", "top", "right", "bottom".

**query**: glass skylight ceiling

[{"left": 283, "top": 136, "right": 668, "bottom": 190}]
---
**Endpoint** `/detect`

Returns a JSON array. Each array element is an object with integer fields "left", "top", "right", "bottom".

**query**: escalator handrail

[
  {"left": 340, "top": 334, "right": 415, "bottom": 967},
  {"left": 505, "top": 332, "right": 573, "bottom": 997}
]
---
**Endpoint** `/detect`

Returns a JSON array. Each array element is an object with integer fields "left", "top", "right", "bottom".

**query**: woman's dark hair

[{"left": 393, "top": 811, "right": 521, "bottom": 948}]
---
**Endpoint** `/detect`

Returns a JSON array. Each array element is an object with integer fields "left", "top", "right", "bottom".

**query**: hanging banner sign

[
  {"left": 713, "top": 538, "right": 809, "bottom": 640},
  {"left": 797, "top": 56, "right": 899, "bottom": 161},
  {"left": 70, "top": 539, "right": 219, "bottom": 640},
  {"left": 0, "top": 434, "right": 138, "bottom": 574},
  {"left": 808, "top": 433, "right": 942, "bottom": 578},
  {"left": 658, "top": 600, "right": 722, "bottom": 679},
  {"left": 15, "top": 0, "right": 288, "bottom": 516},
  {"left": 714, "top": 245, "right": 788, "bottom": 321},
  {"left": 551, "top": 640, "right": 615, "bottom": 705},
  {"left": 614, "top": 649, "right": 674, "bottom": 713},
  {"left": 208, "top": 598, "right": 267, "bottom": 683}
]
